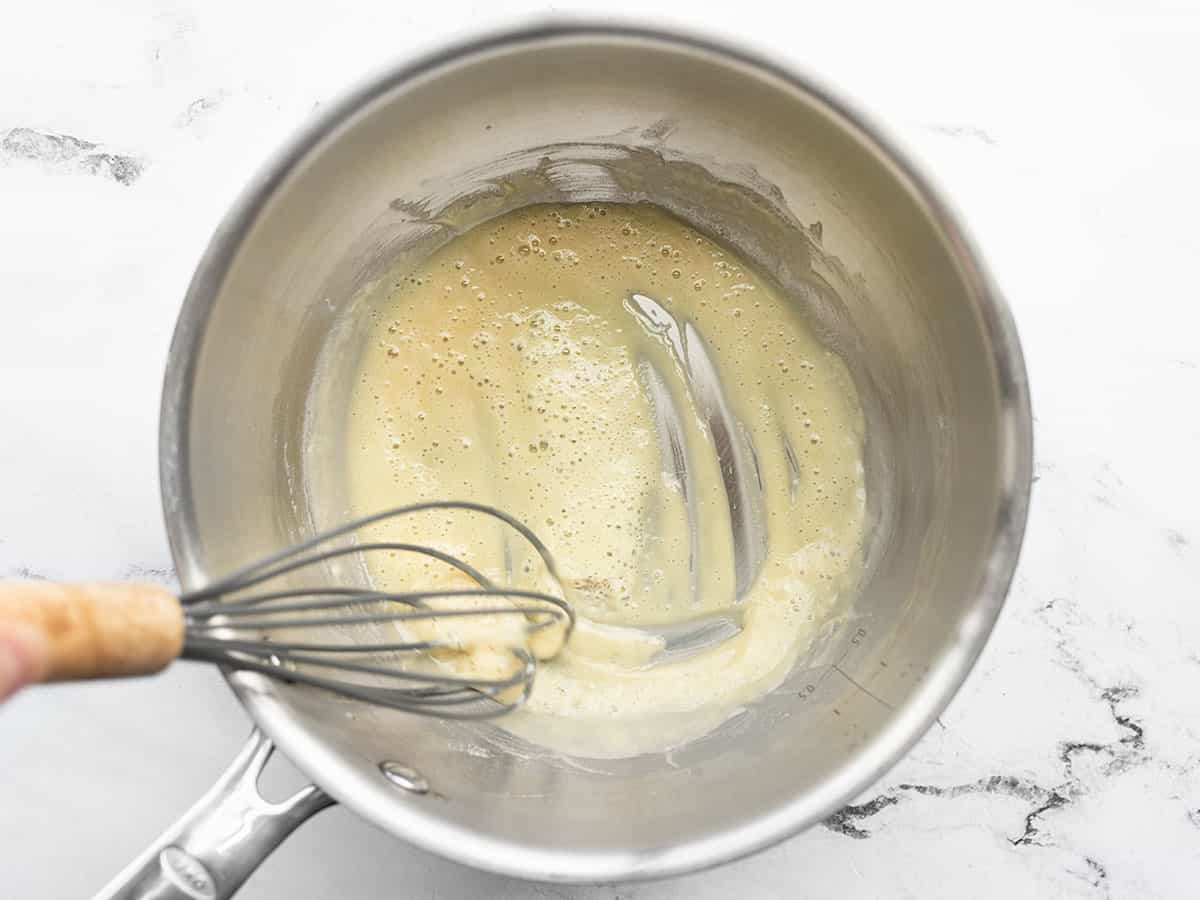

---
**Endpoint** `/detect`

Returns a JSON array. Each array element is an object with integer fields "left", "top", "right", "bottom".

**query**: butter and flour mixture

[{"left": 343, "top": 203, "right": 865, "bottom": 757}]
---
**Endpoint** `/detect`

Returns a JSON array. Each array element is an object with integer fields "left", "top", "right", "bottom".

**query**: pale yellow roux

[{"left": 344, "top": 203, "right": 866, "bottom": 758}]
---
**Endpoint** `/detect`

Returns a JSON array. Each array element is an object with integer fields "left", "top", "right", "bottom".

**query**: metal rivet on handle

[{"left": 379, "top": 761, "right": 429, "bottom": 794}]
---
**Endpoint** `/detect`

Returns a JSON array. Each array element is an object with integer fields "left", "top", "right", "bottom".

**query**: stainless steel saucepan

[{"left": 99, "top": 22, "right": 1032, "bottom": 899}]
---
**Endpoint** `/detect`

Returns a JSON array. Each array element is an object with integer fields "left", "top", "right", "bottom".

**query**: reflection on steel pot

[{"left": 103, "top": 21, "right": 1031, "bottom": 899}]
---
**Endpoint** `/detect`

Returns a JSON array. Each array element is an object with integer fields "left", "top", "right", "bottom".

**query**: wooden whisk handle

[{"left": 0, "top": 582, "right": 184, "bottom": 681}]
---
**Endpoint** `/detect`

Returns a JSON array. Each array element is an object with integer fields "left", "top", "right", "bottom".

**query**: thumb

[{"left": 0, "top": 623, "right": 48, "bottom": 702}]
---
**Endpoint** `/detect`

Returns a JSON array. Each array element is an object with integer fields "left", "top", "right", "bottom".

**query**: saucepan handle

[{"left": 92, "top": 729, "right": 334, "bottom": 900}]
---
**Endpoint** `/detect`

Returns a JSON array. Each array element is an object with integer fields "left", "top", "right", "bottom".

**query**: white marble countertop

[{"left": 2, "top": 1, "right": 1198, "bottom": 897}]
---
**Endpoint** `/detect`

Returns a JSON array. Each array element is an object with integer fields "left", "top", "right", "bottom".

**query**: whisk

[{"left": 0, "top": 501, "right": 573, "bottom": 719}]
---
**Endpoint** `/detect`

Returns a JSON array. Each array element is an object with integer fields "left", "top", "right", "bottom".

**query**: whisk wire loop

[{"left": 175, "top": 502, "right": 571, "bottom": 719}]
